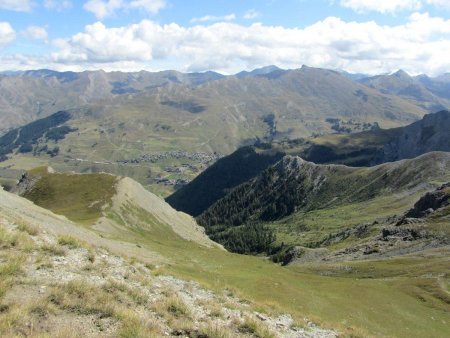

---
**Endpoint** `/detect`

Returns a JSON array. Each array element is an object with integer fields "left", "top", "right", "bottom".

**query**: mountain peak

[
  {"left": 235, "top": 65, "right": 282, "bottom": 78},
  {"left": 392, "top": 69, "right": 411, "bottom": 79}
]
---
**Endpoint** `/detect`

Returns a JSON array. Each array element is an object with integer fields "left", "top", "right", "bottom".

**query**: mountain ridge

[
  {"left": 18, "top": 167, "right": 218, "bottom": 248},
  {"left": 196, "top": 151, "right": 450, "bottom": 256},
  {"left": 167, "top": 110, "right": 450, "bottom": 216},
  {"left": 0, "top": 66, "right": 433, "bottom": 136},
  {"left": 198, "top": 151, "right": 450, "bottom": 228}
]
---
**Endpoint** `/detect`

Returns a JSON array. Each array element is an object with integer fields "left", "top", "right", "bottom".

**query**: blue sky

[{"left": 0, "top": 0, "right": 450, "bottom": 75}]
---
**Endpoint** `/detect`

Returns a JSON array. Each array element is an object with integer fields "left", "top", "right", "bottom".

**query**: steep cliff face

[{"left": 379, "top": 110, "right": 450, "bottom": 163}]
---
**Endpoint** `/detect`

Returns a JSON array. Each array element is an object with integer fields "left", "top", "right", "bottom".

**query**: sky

[{"left": 0, "top": 0, "right": 450, "bottom": 75}]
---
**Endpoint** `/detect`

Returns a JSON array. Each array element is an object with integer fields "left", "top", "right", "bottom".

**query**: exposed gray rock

[
  {"left": 379, "top": 111, "right": 450, "bottom": 163},
  {"left": 404, "top": 182, "right": 450, "bottom": 218},
  {"left": 14, "top": 171, "right": 39, "bottom": 195}
]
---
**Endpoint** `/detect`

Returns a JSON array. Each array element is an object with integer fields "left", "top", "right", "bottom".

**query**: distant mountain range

[
  {"left": 359, "top": 69, "right": 450, "bottom": 111},
  {"left": 1, "top": 65, "right": 447, "bottom": 144},
  {"left": 1, "top": 66, "right": 450, "bottom": 196}
]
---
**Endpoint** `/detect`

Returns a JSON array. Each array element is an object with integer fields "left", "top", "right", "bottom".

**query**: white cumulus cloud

[
  {"left": 83, "top": 0, "right": 166, "bottom": 19},
  {"left": 83, "top": 0, "right": 122, "bottom": 18},
  {"left": 340, "top": 0, "right": 422, "bottom": 13},
  {"left": 44, "top": 0, "right": 72, "bottom": 11},
  {"left": 191, "top": 14, "right": 236, "bottom": 23},
  {"left": 23, "top": 26, "right": 48, "bottom": 40},
  {"left": 0, "top": 22, "right": 15, "bottom": 46},
  {"left": 0, "top": 0, "right": 33, "bottom": 12},
  {"left": 41, "top": 13, "right": 450, "bottom": 76}
]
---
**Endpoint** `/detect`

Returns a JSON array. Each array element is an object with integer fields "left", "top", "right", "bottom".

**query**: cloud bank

[
  {"left": 340, "top": 0, "right": 450, "bottom": 13},
  {"left": 0, "top": 0, "right": 33, "bottom": 12},
  {"left": 2, "top": 12, "right": 450, "bottom": 75},
  {"left": 83, "top": 0, "right": 166, "bottom": 19}
]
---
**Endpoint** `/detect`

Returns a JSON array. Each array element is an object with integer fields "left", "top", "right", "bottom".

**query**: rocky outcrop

[
  {"left": 15, "top": 171, "right": 39, "bottom": 195},
  {"left": 379, "top": 226, "right": 430, "bottom": 241},
  {"left": 404, "top": 183, "right": 450, "bottom": 218}
]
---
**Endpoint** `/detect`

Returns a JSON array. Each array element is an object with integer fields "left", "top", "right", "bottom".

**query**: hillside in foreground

[
  {"left": 1, "top": 170, "right": 450, "bottom": 337},
  {"left": 1, "top": 185, "right": 332, "bottom": 338}
]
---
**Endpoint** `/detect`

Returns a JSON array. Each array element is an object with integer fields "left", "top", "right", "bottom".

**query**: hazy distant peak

[
  {"left": 235, "top": 65, "right": 283, "bottom": 78},
  {"left": 392, "top": 69, "right": 411, "bottom": 79}
]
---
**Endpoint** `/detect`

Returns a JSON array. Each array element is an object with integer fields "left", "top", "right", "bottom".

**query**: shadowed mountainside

[
  {"left": 167, "top": 110, "right": 450, "bottom": 216},
  {"left": 197, "top": 151, "right": 450, "bottom": 230}
]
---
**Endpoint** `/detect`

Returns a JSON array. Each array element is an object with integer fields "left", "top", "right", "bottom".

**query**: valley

[
  {"left": 2, "top": 66, "right": 449, "bottom": 197},
  {"left": 3, "top": 0, "right": 450, "bottom": 336},
  {"left": 0, "top": 66, "right": 449, "bottom": 338}
]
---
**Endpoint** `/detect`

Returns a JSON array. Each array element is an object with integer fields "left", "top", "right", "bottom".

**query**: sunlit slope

[
  {"left": 0, "top": 181, "right": 449, "bottom": 337},
  {"left": 0, "top": 175, "right": 449, "bottom": 337},
  {"left": 21, "top": 168, "right": 217, "bottom": 247}
]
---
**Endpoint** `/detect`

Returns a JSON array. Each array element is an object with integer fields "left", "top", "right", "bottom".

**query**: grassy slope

[
  {"left": 271, "top": 191, "right": 423, "bottom": 248},
  {"left": 112, "top": 208, "right": 450, "bottom": 338},
  {"left": 197, "top": 152, "right": 450, "bottom": 250},
  {"left": 16, "top": 170, "right": 450, "bottom": 337},
  {"left": 23, "top": 168, "right": 118, "bottom": 224}
]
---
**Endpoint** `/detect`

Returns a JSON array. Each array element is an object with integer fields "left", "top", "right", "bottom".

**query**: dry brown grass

[
  {"left": 48, "top": 280, "right": 117, "bottom": 318},
  {"left": 17, "top": 222, "right": 40, "bottom": 236},
  {"left": 57, "top": 235, "right": 88, "bottom": 249},
  {"left": 0, "top": 225, "right": 33, "bottom": 251},
  {"left": 116, "top": 309, "right": 162, "bottom": 338},
  {"left": 102, "top": 279, "right": 148, "bottom": 306},
  {"left": 0, "top": 254, "right": 26, "bottom": 278},
  {"left": 199, "top": 323, "right": 234, "bottom": 338},
  {"left": 234, "top": 315, "right": 276, "bottom": 338},
  {"left": 152, "top": 294, "right": 191, "bottom": 321},
  {"left": 40, "top": 243, "right": 66, "bottom": 256},
  {"left": 196, "top": 298, "right": 224, "bottom": 318},
  {"left": 0, "top": 305, "right": 25, "bottom": 336}
]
